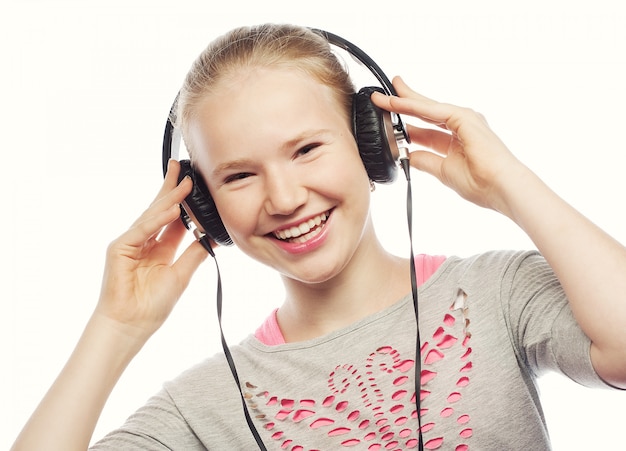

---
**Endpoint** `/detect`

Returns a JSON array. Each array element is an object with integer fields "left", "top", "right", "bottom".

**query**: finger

[
  {"left": 148, "top": 159, "right": 185, "bottom": 209},
  {"left": 131, "top": 174, "right": 192, "bottom": 229},
  {"left": 163, "top": 159, "right": 182, "bottom": 191},
  {"left": 171, "top": 239, "right": 211, "bottom": 289},
  {"left": 151, "top": 213, "right": 190, "bottom": 261},
  {"left": 372, "top": 76, "right": 440, "bottom": 115},
  {"left": 408, "top": 149, "right": 445, "bottom": 181},
  {"left": 142, "top": 195, "right": 220, "bottom": 265},
  {"left": 372, "top": 88, "right": 453, "bottom": 130},
  {"left": 391, "top": 76, "right": 437, "bottom": 104},
  {"left": 123, "top": 202, "right": 183, "bottom": 250},
  {"left": 373, "top": 76, "right": 482, "bottom": 135},
  {"left": 119, "top": 173, "right": 193, "bottom": 259},
  {"left": 385, "top": 80, "right": 500, "bottom": 156},
  {"left": 406, "top": 124, "right": 455, "bottom": 156}
]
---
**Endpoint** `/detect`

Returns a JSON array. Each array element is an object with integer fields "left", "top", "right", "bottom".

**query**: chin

[{"left": 279, "top": 258, "right": 351, "bottom": 286}]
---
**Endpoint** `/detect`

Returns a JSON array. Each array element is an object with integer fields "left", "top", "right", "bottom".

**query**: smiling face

[{"left": 188, "top": 66, "right": 377, "bottom": 284}]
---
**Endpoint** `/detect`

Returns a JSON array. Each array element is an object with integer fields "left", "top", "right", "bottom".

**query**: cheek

[
  {"left": 329, "top": 148, "right": 371, "bottom": 194},
  {"left": 213, "top": 192, "right": 259, "bottom": 239},
  {"left": 321, "top": 135, "right": 369, "bottom": 180}
]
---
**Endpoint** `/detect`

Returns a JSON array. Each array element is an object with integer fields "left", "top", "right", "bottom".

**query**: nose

[{"left": 263, "top": 169, "right": 307, "bottom": 216}]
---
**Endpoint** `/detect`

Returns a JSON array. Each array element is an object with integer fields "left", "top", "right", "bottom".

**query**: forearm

[
  {"left": 11, "top": 313, "right": 146, "bottom": 451},
  {"left": 498, "top": 166, "right": 626, "bottom": 387}
]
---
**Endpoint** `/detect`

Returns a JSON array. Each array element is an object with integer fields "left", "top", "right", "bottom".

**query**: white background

[{"left": 2, "top": 1, "right": 625, "bottom": 449}]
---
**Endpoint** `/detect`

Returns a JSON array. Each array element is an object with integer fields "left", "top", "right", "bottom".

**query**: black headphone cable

[
  {"left": 197, "top": 234, "right": 269, "bottom": 450},
  {"left": 400, "top": 152, "right": 425, "bottom": 451}
]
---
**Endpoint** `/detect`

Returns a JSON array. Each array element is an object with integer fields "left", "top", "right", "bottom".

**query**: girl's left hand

[{"left": 371, "top": 76, "right": 528, "bottom": 216}]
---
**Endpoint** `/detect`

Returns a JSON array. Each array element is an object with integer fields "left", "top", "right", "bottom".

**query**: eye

[
  {"left": 223, "top": 172, "right": 253, "bottom": 184},
  {"left": 296, "top": 142, "right": 321, "bottom": 157}
]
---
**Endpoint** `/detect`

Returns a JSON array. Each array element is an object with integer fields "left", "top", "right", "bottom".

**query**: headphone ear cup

[
  {"left": 353, "top": 86, "right": 398, "bottom": 184},
  {"left": 177, "top": 160, "right": 233, "bottom": 246}
]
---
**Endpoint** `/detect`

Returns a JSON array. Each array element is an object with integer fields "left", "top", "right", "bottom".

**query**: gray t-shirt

[{"left": 91, "top": 250, "right": 609, "bottom": 450}]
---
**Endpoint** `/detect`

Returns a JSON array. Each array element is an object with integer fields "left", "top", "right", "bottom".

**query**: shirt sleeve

[
  {"left": 89, "top": 388, "right": 205, "bottom": 450},
  {"left": 499, "top": 251, "right": 609, "bottom": 388}
]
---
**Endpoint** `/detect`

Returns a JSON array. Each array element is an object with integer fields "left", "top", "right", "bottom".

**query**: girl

[{"left": 12, "top": 23, "right": 626, "bottom": 450}]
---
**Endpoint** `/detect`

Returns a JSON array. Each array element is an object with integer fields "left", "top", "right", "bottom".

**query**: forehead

[
  {"left": 188, "top": 67, "right": 351, "bottom": 168},
  {"left": 203, "top": 65, "right": 347, "bottom": 124}
]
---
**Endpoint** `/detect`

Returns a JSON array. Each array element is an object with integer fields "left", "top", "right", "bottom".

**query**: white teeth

[
  {"left": 291, "top": 225, "right": 323, "bottom": 243},
  {"left": 274, "top": 212, "right": 328, "bottom": 241}
]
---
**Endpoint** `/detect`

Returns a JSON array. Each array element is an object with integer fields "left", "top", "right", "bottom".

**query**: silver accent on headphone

[{"left": 398, "top": 144, "right": 410, "bottom": 162}]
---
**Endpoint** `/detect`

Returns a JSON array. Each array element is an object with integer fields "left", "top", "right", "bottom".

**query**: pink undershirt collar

[{"left": 254, "top": 254, "right": 446, "bottom": 346}]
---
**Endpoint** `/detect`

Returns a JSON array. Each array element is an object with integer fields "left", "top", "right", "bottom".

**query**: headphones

[{"left": 162, "top": 28, "right": 410, "bottom": 247}]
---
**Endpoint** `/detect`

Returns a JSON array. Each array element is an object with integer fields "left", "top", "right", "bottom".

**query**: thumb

[
  {"left": 172, "top": 239, "right": 212, "bottom": 292},
  {"left": 409, "top": 150, "right": 445, "bottom": 182}
]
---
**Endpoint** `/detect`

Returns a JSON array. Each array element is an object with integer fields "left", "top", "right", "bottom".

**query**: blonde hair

[{"left": 174, "top": 24, "right": 355, "bottom": 156}]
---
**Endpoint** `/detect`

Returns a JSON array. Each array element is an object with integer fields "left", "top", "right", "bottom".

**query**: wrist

[
  {"left": 489, "top": 163, "right": 541, "bottom": 222},
  {"left": 84, "top": 312, "right": 150, "bottom": 365}
]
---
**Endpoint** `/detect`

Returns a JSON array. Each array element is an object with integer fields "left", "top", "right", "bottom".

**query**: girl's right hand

[{"left": 95, "top": 159, "right": 210, "bottom": 343}]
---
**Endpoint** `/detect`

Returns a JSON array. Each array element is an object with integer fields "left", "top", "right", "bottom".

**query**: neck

[{"left": 277, "top": 230, "right": 411, "bottom": 342}]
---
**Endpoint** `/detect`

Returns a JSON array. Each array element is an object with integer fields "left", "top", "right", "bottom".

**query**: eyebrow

[
  {"left": 211, "top": 158, "right": 257, "bottom": 179},
  {"left": 210, "top": 128, "right": 333, "bottom": 178}
]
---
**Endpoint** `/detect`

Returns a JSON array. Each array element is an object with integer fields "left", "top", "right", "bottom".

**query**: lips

[{"left": 272, "top": 211, "right": 330, "bottom": 244}]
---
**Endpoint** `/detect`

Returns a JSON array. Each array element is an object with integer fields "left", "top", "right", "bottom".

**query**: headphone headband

[
  {"left": 163, "top": 27, "right": 409, "bottom": 176},
  {"left": 310, "top": 29, "right": 397, "bottom": 96}
]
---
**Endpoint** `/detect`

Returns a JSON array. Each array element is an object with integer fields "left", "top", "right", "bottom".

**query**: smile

[{"left": 273, "top": 211, "right": 330, "bottom": 243}]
